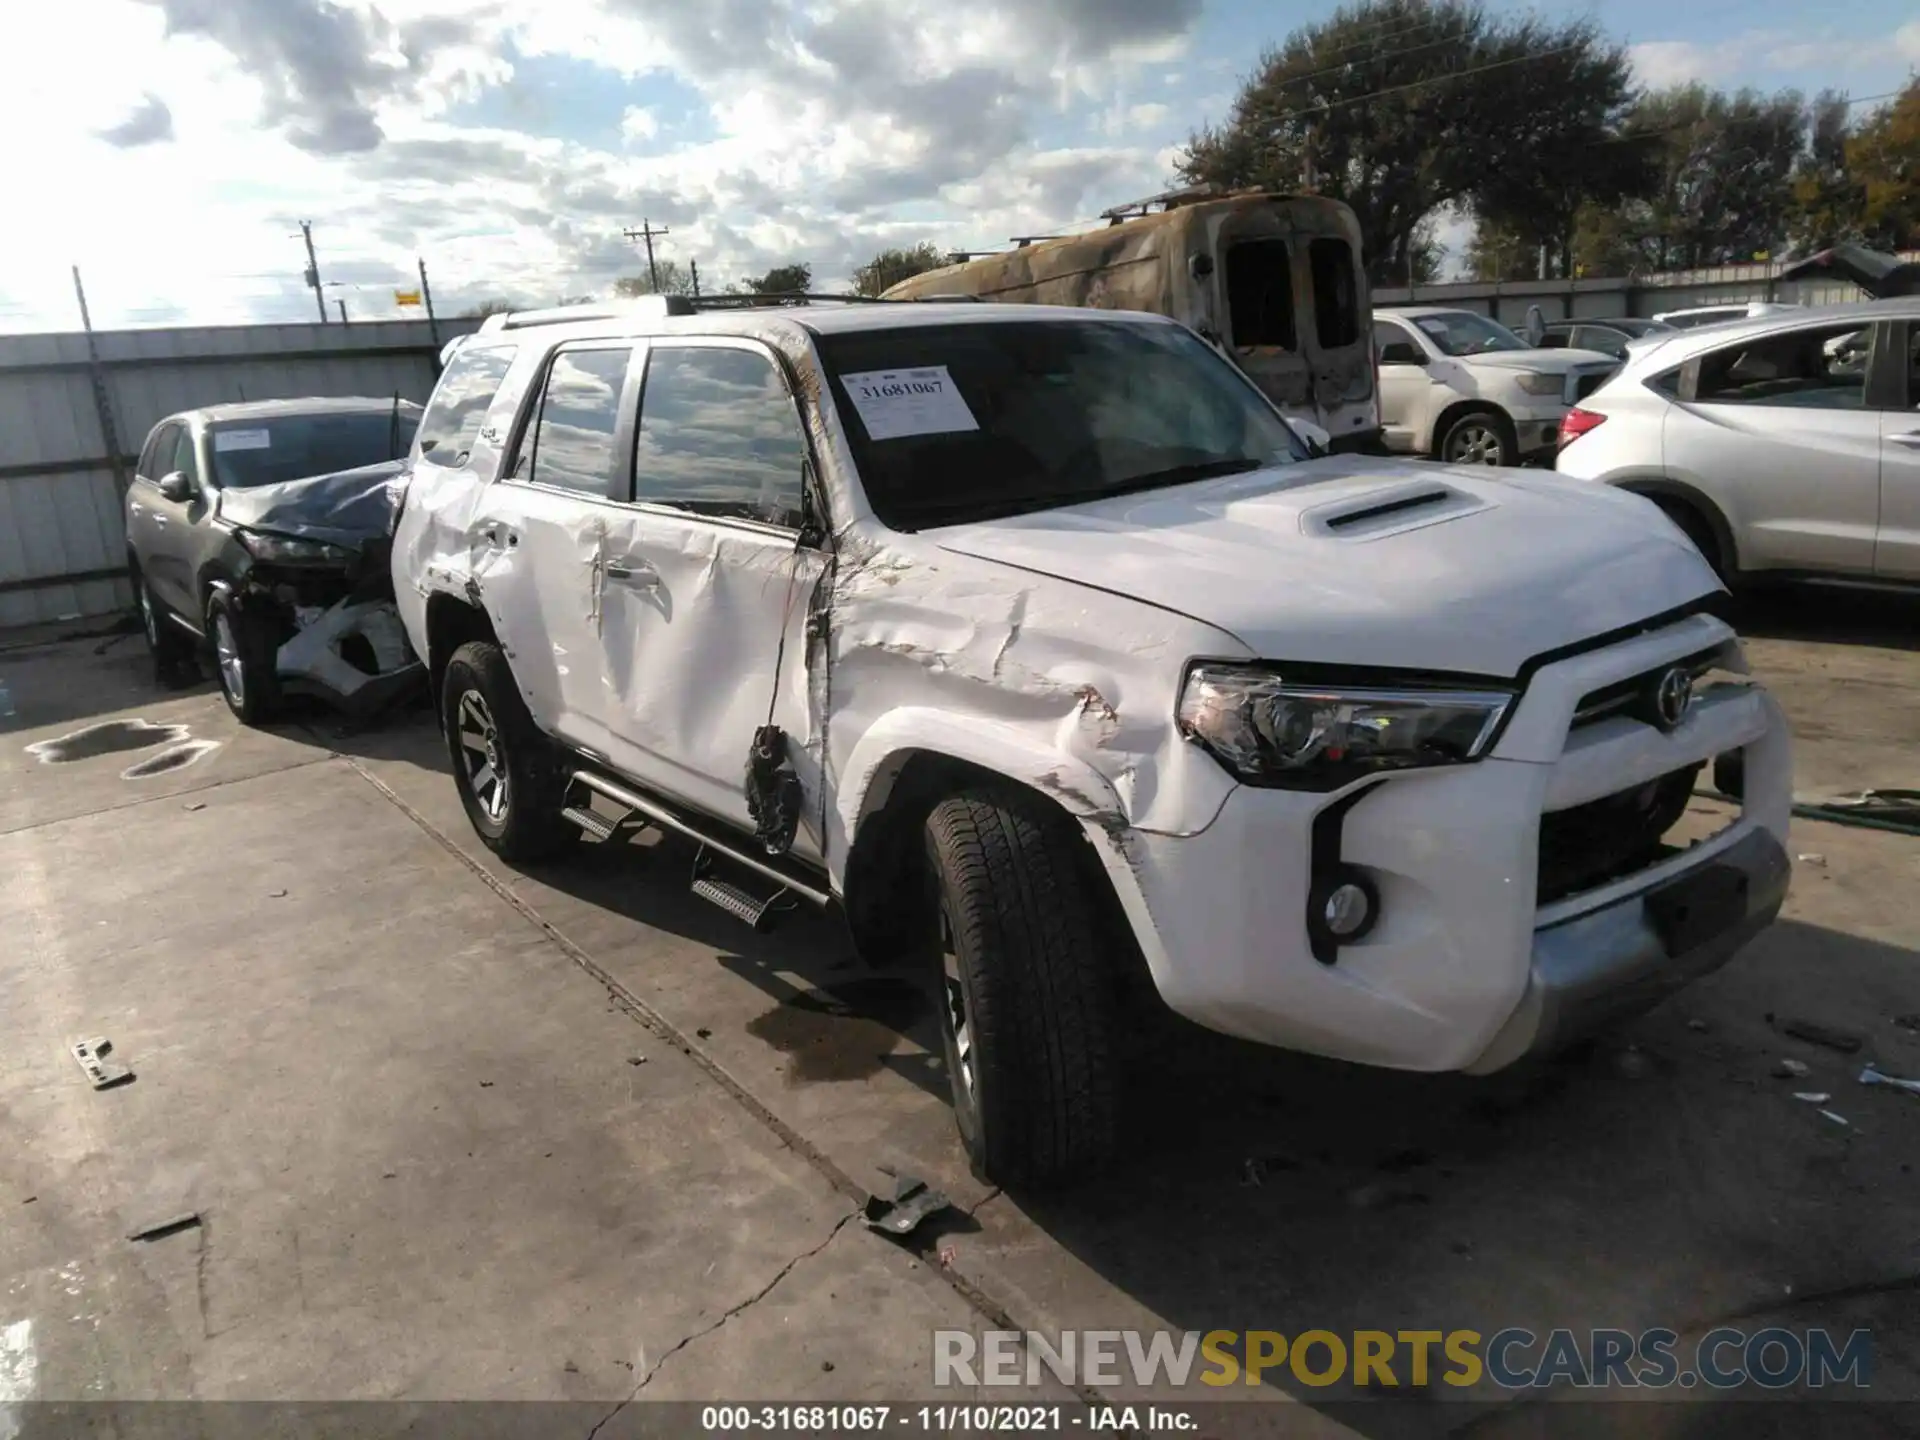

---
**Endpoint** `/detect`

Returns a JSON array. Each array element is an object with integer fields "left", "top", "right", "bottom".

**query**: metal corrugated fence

[{"left": 0, "top": 317, "right": 478, "bottom": 628}]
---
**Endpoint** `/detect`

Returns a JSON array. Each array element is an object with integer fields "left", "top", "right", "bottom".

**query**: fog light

[{"left": 1323, "top": 881, "right": 1373, "bottom": 938}]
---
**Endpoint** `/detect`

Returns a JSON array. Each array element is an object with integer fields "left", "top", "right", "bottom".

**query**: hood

[
  {"left": 929, "top": 458, "right": 1720, "bottom": 677},
  {"left": 216, "top": 460, "right": 407, "bottom": 550},
  {"left": 1460, "top": 348, "right": 1616, "bottom": 373}
]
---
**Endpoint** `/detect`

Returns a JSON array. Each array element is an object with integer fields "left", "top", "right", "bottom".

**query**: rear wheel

[
  {"left": 206, "top": 592, "right": 280, "bottom": 724},
  {"left": 1439, "top": 410, "right": 1517, "bottom": 467},
  {"left": 442, "top": 640, "right": 577, "bottom": 861},
  {"left": 132, "top": 562, "right": 197, "bottom": 684},
  {"left": 923, "top": 789, "right": 1119, "bottom": 1189}
]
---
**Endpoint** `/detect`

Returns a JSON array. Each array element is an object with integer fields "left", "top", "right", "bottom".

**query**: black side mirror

[
  {"left": 1379, "top": 342, "right": 1425, "bottom": 366},
  {"left": 158, "top": 471, "right": 193, "bottom": 502}
]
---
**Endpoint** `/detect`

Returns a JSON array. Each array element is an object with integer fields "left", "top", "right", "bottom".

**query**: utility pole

[
  {"left": 418, "top": 256, "right": 440, "bottom": 351},
  {"left": 297, "top": 220, "right": 327, "bottom": 323},
  {"left": 336, "top": 298, "right": 350, "bottom": 324},
  {"left": 690, "top": 260, "right": 701, "bottom": 298},
  {"left": 71, "top": 265, "right": 129, "bottom": 499},
  {"left": 624, "top": 220, "right": 669, "bottom": 293}
]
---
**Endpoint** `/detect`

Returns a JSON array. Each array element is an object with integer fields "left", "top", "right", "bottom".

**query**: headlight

[
  {"left": 1177, "top": 664, "right": 1513, "bottom": 790},
  {"left": 385, "top": 474, "right": 412, "bottom": 537},
  {"left": 1515, "top": 371, "right": 1564, "bottom": 396},
  {"left": 235, "top": 529, "right": 351, "bottom": 564}
]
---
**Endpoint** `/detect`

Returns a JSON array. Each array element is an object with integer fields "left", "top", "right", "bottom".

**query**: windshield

[
  {"left": 209, "top": 411, "right": 420, "bottom": 489},
  {"left": 1409, "top": 311, "right": 1529, "bottom": 356},
  {"left": 817, "top": 319, "right": 1306, "bottom": 531}
]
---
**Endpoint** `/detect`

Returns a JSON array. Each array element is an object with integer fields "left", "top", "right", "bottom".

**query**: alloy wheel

[
  {"left": 1446, "top": 422, "right": 1505, "bottom": 465},
  {"left": 456, "top": 689, "right": 509, "bottom": 823},
  {"left": 213, "top": 613, "right": 245, "bottom": 703},
  {"left": 937, "top": 901, "right": 975, "bottom": 1102}
]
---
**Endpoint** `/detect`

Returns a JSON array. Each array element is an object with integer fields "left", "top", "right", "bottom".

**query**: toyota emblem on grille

[{"left": 1652, "top": 666, "right": 1694, "bottom": 731}]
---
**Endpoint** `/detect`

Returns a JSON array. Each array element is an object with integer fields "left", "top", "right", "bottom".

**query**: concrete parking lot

[{"left": 2, "top": 588, "right": 1917, "bottom": 1435}]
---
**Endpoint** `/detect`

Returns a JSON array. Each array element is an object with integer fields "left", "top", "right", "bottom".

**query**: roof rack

[
  {"left": 681, "top": 293, "right": 891, "bottom": 309},
  {"left": 1098, "top": 183, "right": 1224, "bottom": 224},
  {"left": 478, "top": 295, "right": 698, "bottom": 332}
]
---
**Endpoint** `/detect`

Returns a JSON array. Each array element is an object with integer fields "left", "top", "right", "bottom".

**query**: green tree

[
  {"left": 1465, "top": 218, "right": 1537, "bottom": 281},
  {"left": 613, "top": 261, "right": 696, "bottom": 298},
  {"left": 1790, "top": 90, "right": 1863, "bottom": 250},
  {"left": 1849, "top": 78, "right": 1920, "bottom": 251},
  {"left": 1181, "top": 0, "right": 1639, "bottom": 285},
  {"left": 1625, "top": 85, "right": 1808, "bottom": 269},
  {"left": 734, "top": 262, "right": 812, "bottom": 296},
  {"left": 852, "top": 243, "right": 950, "bottom": 297}
]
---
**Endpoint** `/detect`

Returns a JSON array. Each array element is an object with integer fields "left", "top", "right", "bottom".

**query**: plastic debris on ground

[
  {"left": 1859, "top": 1066, "right": 1920, "bottom": 1098},
  {"left": 1773, "top": 1058, "right": 1812, "bottom": 1079},
  {"left": 1796, "top": 853, "right": 1827, "bottom": 867},
  {"left": 1792, "top": 1093, "right": 1832, "bottom": 1104},
  {"left": 70, "top": 1036, "right": 133, "bottom": 1090},
  {"left": 1819, "top": 1111, "right": 1851, "bottom": 1127},
  {"left": 861, "top": 1172, "right": 953, "bottom": 1236}
]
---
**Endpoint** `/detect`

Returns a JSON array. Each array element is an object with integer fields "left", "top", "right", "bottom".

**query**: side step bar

[{"left": 568, "top": 770, "right": 833, "bottom": 910}]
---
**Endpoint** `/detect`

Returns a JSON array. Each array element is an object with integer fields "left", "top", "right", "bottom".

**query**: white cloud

[
  {"left": 1126, "top": 102, "right": 1170, "bottom": 132},
  {"left": 1631, "top": 22, "right": 1920, "bottom": 90},
  {"left": 619, "top": 104, "right": 659, "bottom": 144}
]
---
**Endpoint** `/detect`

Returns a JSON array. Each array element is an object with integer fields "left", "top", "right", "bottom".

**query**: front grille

[
  {"left": 1571, "top": 643, "right": 1730, "bottom": 731},
  {"left": 1537, "top": 764, "right": 1702, "bottom": 905}
]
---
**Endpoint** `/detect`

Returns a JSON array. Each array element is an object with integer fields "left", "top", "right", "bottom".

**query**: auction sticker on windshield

[
  {"left": 841, "top": 367, "right": 979, "bottom": 442},
  {"left": 214, "top": 428, "right": 272, "bottom": 451}
]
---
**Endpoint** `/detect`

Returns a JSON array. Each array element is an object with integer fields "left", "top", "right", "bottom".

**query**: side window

[
  {"left": 140, "top": 424, "right": 175, "bottom": 479},
  {"left": 1908, "top": 326, "right": 1920, "bottom": 408},
  {"left": 1537, "top": 329, "right": 1571, "bottom": 349},
  {"left": 171, "top": 428, "right": 201, "bottom": 486},
  {"left": 1308, "top": 237, "right": 1359, "bottom": 349},
  {"left": 1225, "top": 239, "right": 1297, "bottom": 350},
  {"left": 632, "top": 346, "right": 807, "bottom": 528},
  {"left": 1695, "top": 324, "right": 1872, "bottom": 410},
  {"left": 1573, "top": 326, "right": 1627, "bottom": 359},
  {"left": 523, "top": 348, "right": 634, "bottom": 500},
  {"left": 1372, "top": 321, "right": 1422, "bottom": 364},
  {"left": 417, "top": 345, "right": 515, "bottom": 468}
]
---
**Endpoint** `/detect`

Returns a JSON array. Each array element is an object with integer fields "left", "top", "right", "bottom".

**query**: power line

[
  {"left": 623, "top": 220, "right": 670, "bottom": 292},
  {"left": 1264, "top": 40, "right": 1599, "bottom": 124}
]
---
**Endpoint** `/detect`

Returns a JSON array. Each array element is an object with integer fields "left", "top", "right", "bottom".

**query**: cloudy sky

[{"left": 4, "top": 0, "right": 1916, "bottom": 332}]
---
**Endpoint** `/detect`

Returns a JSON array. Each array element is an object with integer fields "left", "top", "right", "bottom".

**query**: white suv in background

[
  {"left": 1373, "top": 308, "right": 1619, "bottom": 465},
  {"left": 392, "top": 295, "right": 1791, "bottom": 1188},
  {"left": 1556, "top": 299, "right": 1920, "bottom": 585}
]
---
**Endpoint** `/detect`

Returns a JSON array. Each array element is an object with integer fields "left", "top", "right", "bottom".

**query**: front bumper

[
  {"left": 1083, "top": 612, "right": 1793, "bottom": 1073},
  {"left": 1465, "top": 826, "right": 1789, "bottom": 1072}
]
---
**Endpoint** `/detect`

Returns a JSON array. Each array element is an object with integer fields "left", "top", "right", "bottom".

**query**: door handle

[
  {"left": 604, "top": 560, "right": 659, "bottom": 589},
  {"left": 1891, "top": 431, "right": 1920, "bottom": 449},
  {"left": 154, "top": 515, "right": 167, "bottom": 529}
]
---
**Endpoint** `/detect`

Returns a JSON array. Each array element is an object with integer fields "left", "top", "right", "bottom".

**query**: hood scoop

[{"left": 1306, "top": 482, "right": 1484, "bottom": 538}]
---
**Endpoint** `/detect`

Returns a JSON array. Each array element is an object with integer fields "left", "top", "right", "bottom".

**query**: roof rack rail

[
  {"left": 682, "top": 293, "right": 891, "bottom": 309},
  {"left": 479, "top": 295, "right": 698, "bottom": 333}
]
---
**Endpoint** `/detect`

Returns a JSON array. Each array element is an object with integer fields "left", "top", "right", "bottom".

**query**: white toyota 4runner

[{"left": 392, "top": 296, "right": 1793, "bottom": 1188}]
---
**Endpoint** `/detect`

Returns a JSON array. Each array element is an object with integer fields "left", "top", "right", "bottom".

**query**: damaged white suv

[{"left": 393, "top": 297, "right": 1793, "bottom": 1188}]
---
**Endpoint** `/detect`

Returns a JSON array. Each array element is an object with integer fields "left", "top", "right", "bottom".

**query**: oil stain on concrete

[
  {"left": 25, "top": 720, "right": 190, "bottom": 764},
  {"left": 746, "top": 979, "right": 930, "bottom": 1085},
  {"left": 122, "top": 740, "right": 223, "bottom": 780}
]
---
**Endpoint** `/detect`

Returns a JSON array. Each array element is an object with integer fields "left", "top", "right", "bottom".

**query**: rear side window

[
  {"left": 1225, "top": 239, "right": 1296, "bottom": 350},
  {"left": 1308, "top": 237, "right": 1359, "bottom": 349},
  {"left": 1694, "top": 324, "right": 1872, "bottom": 410},
  {"left": 1538, "top": 329, "right": 1571, "bottom": 349},
  {"left": 171, "top": 428, "right": 201, "bottom": 485},
  {"left": 632, "top": 347, "right": 808, "bottom": 528},
  {"left": 417, "top": 345, "right": 514, "bottom": 468},
  {"left": 521, "top": 348, "right": 635, "bottom": 500}
]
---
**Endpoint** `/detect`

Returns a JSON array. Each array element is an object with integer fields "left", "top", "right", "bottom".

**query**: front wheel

[
  {"left": 1439, "top": 410, "right": 1517, "bottom": 467},
  {"left": 924, "top": 789, "right": 1120, "bottom": 1189},
  {"left": 441, "top": 640, "right": 577, "bottom": 862},
  {"left": 206, "top": 591, "right": 280, "bottom": 724}
]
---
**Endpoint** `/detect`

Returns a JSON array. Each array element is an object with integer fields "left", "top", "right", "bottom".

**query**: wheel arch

[
  {"left": 1427, "top": 399, "right": 1513, "bottom": 459},
  {"left": 424, "top": 592, "right": 501, "bottom": 722},
  {"left": 837, "top": 714, "right": 1131, "bottom": 968},
  {"left": 1613, "top": 477, "right": 1739, "bottom": 576}
]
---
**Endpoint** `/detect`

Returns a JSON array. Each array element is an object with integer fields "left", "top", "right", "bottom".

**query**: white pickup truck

[{"left": 392, "top": 297, "right": 1792, "bottom": 1188}]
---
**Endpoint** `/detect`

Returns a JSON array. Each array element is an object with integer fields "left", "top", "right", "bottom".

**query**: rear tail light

[{"left": 1559, "top": 407, "right": 1607, "bottom": 447}]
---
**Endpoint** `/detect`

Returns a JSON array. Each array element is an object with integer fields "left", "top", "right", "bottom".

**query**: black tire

[
  {"left": 1438, "top": 409, "right": 1518, "bottom": 467},
  {"left": 206, "top": 591, "right": 280, "bottom": 724},
  {"left": 131, "top": 560, "right": 198, "bottom": 685},
  {"left": 924, "top": 789, "right": 1119, "bottom": 1189},
  {"left": 441, "top": 640, "right": 578, "bottom": 862}
]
